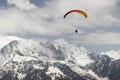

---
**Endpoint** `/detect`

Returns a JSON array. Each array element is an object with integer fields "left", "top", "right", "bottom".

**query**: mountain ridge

[{"left": 0, "top": 35, "right": 119, "bottom": 80}]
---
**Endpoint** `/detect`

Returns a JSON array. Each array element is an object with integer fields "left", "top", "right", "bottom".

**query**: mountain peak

[
  {"left": 101, "top": 50, "right": 120, "bottom": 60},
  {"left": 0, "top": 35, "right": 23, "bottom": 49}
]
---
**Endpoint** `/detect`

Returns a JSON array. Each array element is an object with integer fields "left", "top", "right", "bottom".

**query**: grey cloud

[
  {"left": 0, "top": 0, "right": 7, "bottom": 8},
  {"left": 29, "top": 0, "right": 51, "bottom": 7}
]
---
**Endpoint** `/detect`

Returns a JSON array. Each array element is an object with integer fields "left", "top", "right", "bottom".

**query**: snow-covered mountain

[
  {"left": 0, "top": 36, "right": 94, "bottom": 67},
  {"left": 85, "top": 53, "right": 120, "bottom": 80},
  {"left": 0, "top": 35, "right": 22, "bottom": 49},
  {"left": 0, "top": 35, "right": 119, "bottom": 80},
  {"left": 0, "top": 35, "right": 96, "bottom": 80},
  {"left": 101, "top": 50, "right": 120, "bottom": 60}
]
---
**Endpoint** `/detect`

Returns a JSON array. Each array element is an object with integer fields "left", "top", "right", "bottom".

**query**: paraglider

[
  {"left": 75, "top": 29, "right": 78, "bottom": 33},
  {"left": 63, "top": 9, "right": 88, "bottom": 19},
  {"left": 63, "top": 9, "right": 88, "bottom": 34}
]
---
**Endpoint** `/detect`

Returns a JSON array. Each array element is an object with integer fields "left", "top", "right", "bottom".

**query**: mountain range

[{"left": 0, "top": 35, "right": 119, "bottom": 80}]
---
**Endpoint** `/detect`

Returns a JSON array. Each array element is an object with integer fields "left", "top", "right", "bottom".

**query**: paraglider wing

[{"left": 63, "top": 10, "right": 88, "bottom": 18}]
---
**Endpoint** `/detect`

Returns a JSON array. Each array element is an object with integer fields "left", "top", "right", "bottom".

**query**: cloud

[
  {"left": 0, "top": 8, "right": 73, "bottom": 36},
  {"left": 44, "top": 0, "right": 120, "bottom": 29},
  {"left": 0, "top": 0, "right": 120, "bottom": 46},
  {"left": 69, "top": 31, "right": 120, "bottom": 45},
  {"left": 29, "top": 0, "right": 51, "bottom": 7},
  {"left": 7, "top": 0, "right": 37, "bottom": 10},
  {"left": 82, "top": 31, "right": 120, "bottom": 45}
]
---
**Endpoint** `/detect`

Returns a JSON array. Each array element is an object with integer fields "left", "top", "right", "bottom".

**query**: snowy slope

[
  {"left": 50, "top": 39, "right": 94, "bottom": 66},
  {"left": 0, "top": 35, "right": 109, "bottom": 80},
  {"left": 0, "top": 35, "right": 95, "bottom": 79},
  {"left": 101, "top": 50, "right": 120, "bottom": 60},
  {"left": 0, "top": 36, "right": 94, "bottom": 67},
  {"left": 0, "top": 35, "right": 22, "bottom": 49}
]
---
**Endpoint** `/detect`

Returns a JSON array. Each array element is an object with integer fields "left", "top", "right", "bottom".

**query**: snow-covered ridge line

[
  {"left": 0, "top": 35, "right": 120, "bottom": 80},
  {"left": 0, "top": 35, "right": 93, "bottom": 67},
  {"left": 0, "top": 35, "right": 23, "bottom": 49},
  {"left": 101, "top": 50, "right": 120, "bottom": 60}
]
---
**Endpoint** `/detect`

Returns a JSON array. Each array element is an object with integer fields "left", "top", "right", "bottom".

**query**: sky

[{"left": 0, "top": 0, "right": 120, "bottom": 53}]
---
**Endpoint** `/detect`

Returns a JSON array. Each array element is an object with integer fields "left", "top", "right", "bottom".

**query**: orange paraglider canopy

[{"left": 63, "top": 9, "right": 88, "bottom": 18}]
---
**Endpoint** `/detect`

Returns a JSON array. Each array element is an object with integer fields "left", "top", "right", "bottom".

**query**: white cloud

[
  {"left": 44, "top": 0, "right": 120, "bottom": 29},
  {"left": 82, "top": 31, "right": 120, "bottom": 45},
  {"left": 0, "top": 0, "right": 120, "bottom": 46},
  {"left": 7, "top": 0, "right": 37, "bottom": 10},
  {"left": 0, "top": 8, "right": 73, "bottom": 36}
]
